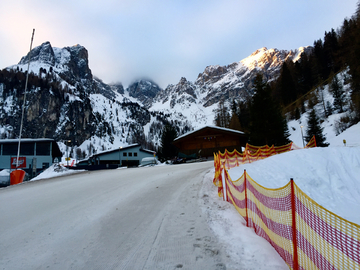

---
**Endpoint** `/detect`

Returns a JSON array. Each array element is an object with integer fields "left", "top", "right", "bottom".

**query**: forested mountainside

[{"left": 212, "top": 7, "right": 360, "bottom": 144}]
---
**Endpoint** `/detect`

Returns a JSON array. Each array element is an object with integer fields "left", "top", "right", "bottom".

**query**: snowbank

[
  {"left": 200, "top": 146, "right": 360, "bottom": 269},
  {"left": 200, "top": 170, "right": 289, "bottom": 269},
  {"left": 31, "top": 164, "right": 85, "bottom": 181},
  {"left": 228, "top": 147, "right": 360, "bottom": 224}
]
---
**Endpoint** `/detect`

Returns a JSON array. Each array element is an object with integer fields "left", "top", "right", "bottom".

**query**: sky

[{"left": 0, "top": 1, "right": 358, "bottom": 89}]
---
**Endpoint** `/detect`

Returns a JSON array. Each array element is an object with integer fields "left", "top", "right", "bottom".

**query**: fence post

[
  {"left": 222, "top": 163, "right": 227, "bottom": 202},
  {"left": 244, "top": 169, "right": 248, "bottom": 227},
  {"left": 290, "top": 178, "right": 299, "bottom": 270},
  {"left": 225, "top": 169, "right": 229, "bottom": 202}
]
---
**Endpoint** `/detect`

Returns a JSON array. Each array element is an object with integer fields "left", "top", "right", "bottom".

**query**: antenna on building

[{"left": 16, "top": 29, "right": 35, "bottom": 169}]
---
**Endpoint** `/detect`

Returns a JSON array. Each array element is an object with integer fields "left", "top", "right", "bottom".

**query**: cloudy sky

[{"left": 0, "top": 1, "right": 358, "bottom": 88}]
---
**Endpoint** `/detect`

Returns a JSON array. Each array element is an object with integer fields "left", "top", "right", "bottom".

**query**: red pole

[
  {"left": 244, "top": 169, "right": 248, "bottom": 227},
  {"left": 290, "top": 178, "right": 299, "bottom": 270},
  {"left": 221, "top": 162, "right": 226, "bottom": 201}
]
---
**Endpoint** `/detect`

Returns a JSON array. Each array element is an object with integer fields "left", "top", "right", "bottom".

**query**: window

[
  {"left": 36, "top": 142, "right": 51, "bottom": 156},
  {"left": 134, "top": 152, "right": 138, "bottom": 157},
  {"left": 2, "top": 142, "right": 35, "bottom": 155},
  {"left": 20, "top": 143, "right": 35, "bottom": 155},
  {"left": 129, "top": 152, "right": 132, "bottom": 157},
  {"left": 123, "top": 152, "right": 127, "bottom": 157},
  {"left": 3, "top": 143, "right": 17, "bottom": 155}
]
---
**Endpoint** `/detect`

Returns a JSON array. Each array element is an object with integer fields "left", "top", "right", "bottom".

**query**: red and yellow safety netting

[
  {"left": 223, "top": 170, "right": 360, "bottom": 270},
  {"left": 217, "top": 136, "right": 316, "bottom": 171},
  {"left": 213, "top": 137, "right": 316, "bottom": 196},
  {"left": 212, "top": 137, "right": 360, "bottom": 269}
]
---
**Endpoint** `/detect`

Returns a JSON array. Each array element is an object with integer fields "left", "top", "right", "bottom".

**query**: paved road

[{"left": 0, "top": 162, "right": 227, "bottom": 270}]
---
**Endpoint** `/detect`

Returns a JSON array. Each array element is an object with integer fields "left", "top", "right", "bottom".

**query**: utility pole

[
  {"left": 300, "top": 125, "right": 305, "bottom": 148},
  {"left": 16, "top": 29, "right": 35, "bottom": 169}
]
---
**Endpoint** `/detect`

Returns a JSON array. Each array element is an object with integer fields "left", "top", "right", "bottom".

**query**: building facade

[
  {"left": 0, "top": 138, "right": 62, "bottom": 176},
  {"left": 173, "top": 126, "right": 248, "bottom": 158},
  {"left": 77, "top": 144, "right": 156, "bottom": 168}
]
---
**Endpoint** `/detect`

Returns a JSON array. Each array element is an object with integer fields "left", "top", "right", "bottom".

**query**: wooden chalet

[{"left": 173, "top": 126, "right": 248, "bottom": 158}]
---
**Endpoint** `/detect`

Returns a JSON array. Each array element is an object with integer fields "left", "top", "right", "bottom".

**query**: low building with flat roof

[
  {"left": 77, "top": 144, "right": 156, "bottom": 168},
  {"left": 0, "top": 138, "right": 62, "bottom": 176}
]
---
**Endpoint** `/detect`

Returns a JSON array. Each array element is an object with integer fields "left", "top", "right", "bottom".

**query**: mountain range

[{"left": 0, "top": 41, "right": 311, "bottom": 156}]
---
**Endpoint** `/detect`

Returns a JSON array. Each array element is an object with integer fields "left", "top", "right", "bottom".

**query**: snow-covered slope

[
  {"left": 2, "top": 40, "right": 358, "bottom": 160},
  {"left": 0, "top": 42, "right": 193, "bottom": 157},
  {"left": 201, "top": 144, "right": 360, "bottom": 269},
  {"left": 193, "top": 46, "right": 312, "bottom": 107},
  {"left": 287, "top": 70, "right": 356, "bottom": 148},
  {"left": 148, "top": 47, "right": 311, "bottom": 130}
]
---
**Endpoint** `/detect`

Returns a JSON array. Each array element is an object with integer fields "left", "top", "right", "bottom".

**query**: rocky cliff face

[
  {"left": 0, "top": 42, "right": 189, "bottom": 154},
  {"left": 19, "top": 42, "right": 94, "bottom": 90},
  {"left": 127, "top": 80, "right": 161, "bottom": 108},
  {"left": 8, "top": 42, "right": 100, "bottom": 143},
  {"left": 153, "top": 77, "right": 197, "bottom": 109},
  {"left": 150, "top": 47, "right": 311, "bottom": 111},
  {"left": 193, "top": 47, "right": 307, "bottom": 107},
  {"left": 19, "top": 41, "right": 56, "bottom": 66}
]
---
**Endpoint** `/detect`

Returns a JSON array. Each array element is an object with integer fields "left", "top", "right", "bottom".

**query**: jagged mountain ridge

[
  {"left": 0, "top": 42, "right": 192, "bottom": 155},
  {"left": 0, "top": 41, "right": 310, "bottom": 156},
  {"left": 127, "top": 80, "right": 161, "bottom": 108},
  {"left": 194, "top": 47, "right": 311, "bottom": 106},
  {"left": 146, "top": 46, "right": 311, "bottom": 129}
]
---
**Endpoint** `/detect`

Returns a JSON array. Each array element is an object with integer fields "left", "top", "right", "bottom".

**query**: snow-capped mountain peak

[{"left": 1, "top": 42, "right": 313, "bottom": 156}]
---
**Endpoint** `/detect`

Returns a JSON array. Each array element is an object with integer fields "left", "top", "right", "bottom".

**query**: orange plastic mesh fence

[
  {"left": 215, "top": 136, "right": 316, "bottom": 171},
  {"left": 223, "top": 170, "right": 360, "bottom": 269},
  {"left": 213, "top": 137, "right": 360, "bottom": 269},
  {"left": 225, "top": 170, "right": 296, "bottom": 268},
  {"left": 293, "top": 182, "right": 360, "bottom": 269},
  {"left": 213, "top": 152, "right": 223, "bottom": 197},
  {"left": 214, "top": 138, "right": 360, "bottom": 270}
]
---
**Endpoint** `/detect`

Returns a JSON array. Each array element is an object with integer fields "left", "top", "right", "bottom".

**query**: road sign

[{"left": 11, "top": 157, "right": 26, "bottom": 169}]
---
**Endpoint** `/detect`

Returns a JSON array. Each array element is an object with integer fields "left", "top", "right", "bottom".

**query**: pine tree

[
  {"left": 326, "top": 101, "right": 333, "bottom": 115},
  {"left": 295, "top": 107, "right": 301, "bottom": 120},
  {"left": 249, "top": 74, "right": 290, "bottom": 146},
  {"left": 229, "top": 113, "right": 242, "bottom": 131},
  {"left": 340, "top": 8, "right": 360, "bottom": 120},
  {"left": 236, "top": 100, "right": 250, "bottom": 133},
  {"left": 229, "top": 99, "right": 242, "bottom": 130},
  {"left": 230, "top": 99, "right": 238, "bottom": 116},
  {"left": 214, "top": 101, "right": 230, "bottom": 128},
  {"left": 159, "top": 125, "right": 178, "bottom": 160},
  {"left": 331, "top": 76, "right": 345, "bottom": 113},
  {"left": 278, "top": 61, "right": 297, "bottom": 105},
  {"left": 305, "top": 109, "right": 329, "bottom": 147},
  {"left": 324, "top": 29, "right": 340, "bottom": 74}
]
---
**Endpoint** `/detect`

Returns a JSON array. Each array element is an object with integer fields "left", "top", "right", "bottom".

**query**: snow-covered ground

[
  {"left": 199, "top": 126, "right": 360, "bottom": 269},
  {"left": 198, "top": 74, "right": 360, "bottom": 268},
  {"left": 27, "top": 127, "right": 360, "bottom": 269},
  {"left": 5, "top": 80, "right": 360, "bottom": 269}
]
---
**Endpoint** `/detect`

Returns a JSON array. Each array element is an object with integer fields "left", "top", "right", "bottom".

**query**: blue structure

[
  {"left": 0, "top": 138, "right": 62, "bottom": 176},
  {"left": 77, "top": 144, "right": 156, "bottom": 168}
]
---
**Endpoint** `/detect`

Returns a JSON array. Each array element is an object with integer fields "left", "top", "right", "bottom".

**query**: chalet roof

[
  {"left": 84, "top": 144, "right": 155, "bottom": 160},
  {"left": 174, "top": 126, "right": 246, "bottom": 142}
]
